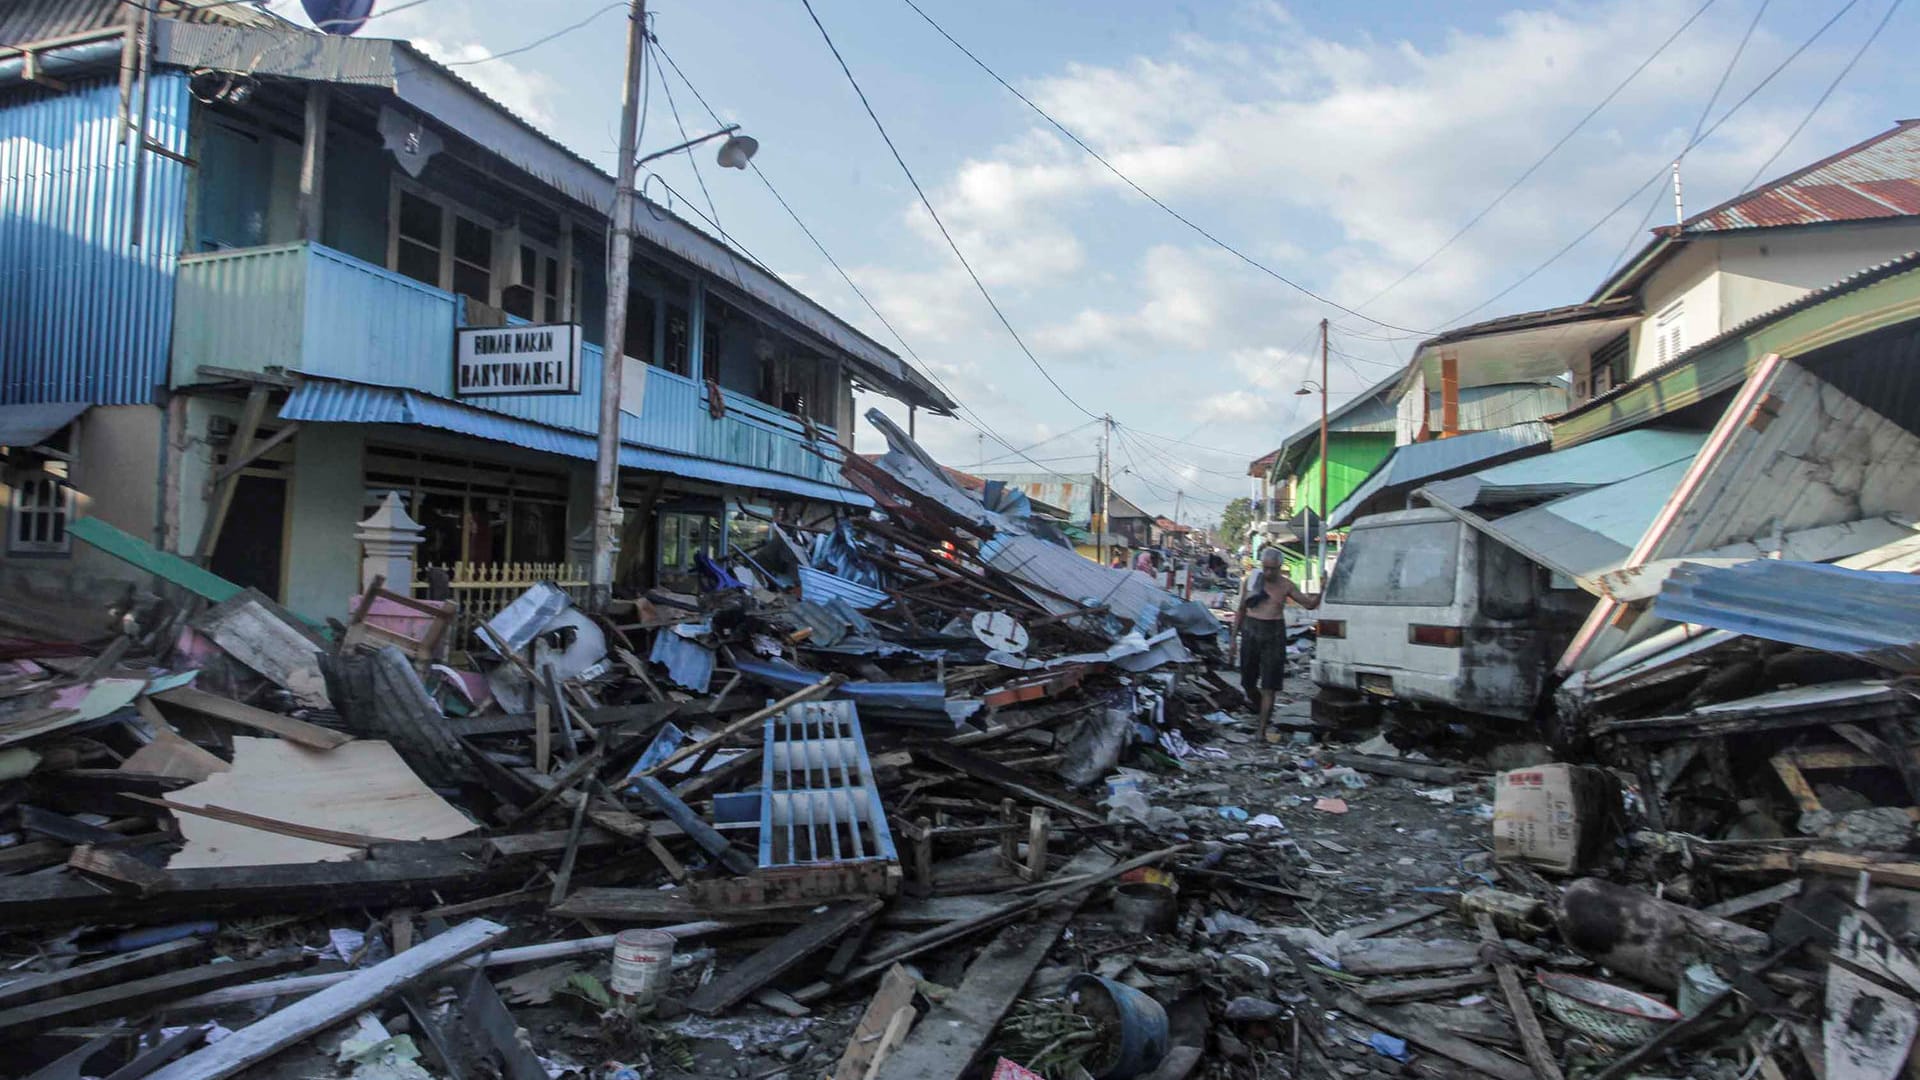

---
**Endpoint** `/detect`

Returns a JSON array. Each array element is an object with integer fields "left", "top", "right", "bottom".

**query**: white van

[{"left": 1311, "top": 508, "right": 1587, "bottom": 723}]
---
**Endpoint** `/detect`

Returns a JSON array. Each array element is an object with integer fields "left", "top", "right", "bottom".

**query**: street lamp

[
  {"left": 1298, "top": 317, "right": 1330, "bottom": 588},
  {"left": 635, "top": 124, "right": 759, "bottom": 170},
  {"left": 591, "top": 0, "right": 758, "bottom": 611}
]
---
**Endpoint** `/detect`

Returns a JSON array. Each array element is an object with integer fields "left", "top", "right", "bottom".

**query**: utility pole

[
  {"left": 1671, "top": 161, "right": 1685, "bottom": 225},
  {"left": 590, "top": 0, "right": 646, "bottom": 611},
  {"left": 1098, "top": 414, "right": 1113, "bottom": 566},
  {"left": 1318, "top": 317, "right": 1330, "bottom": 589}
]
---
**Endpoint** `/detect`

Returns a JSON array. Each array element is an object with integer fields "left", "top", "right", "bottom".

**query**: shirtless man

[{"left": 1232, "top": 547, "right": 1320, "bottom": 742}]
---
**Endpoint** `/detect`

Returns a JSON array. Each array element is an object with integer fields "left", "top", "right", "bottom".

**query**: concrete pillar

[
  {"left": 571, "top": 511, "right": 618, "bottom": 571},
  {"left": 355, "top": 491, "right": 424, "bottom": 592}
]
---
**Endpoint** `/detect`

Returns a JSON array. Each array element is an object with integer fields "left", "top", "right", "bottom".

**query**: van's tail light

[
  {"left": 1408, "top": 624, "right": 1464, "bottom": 647},
  {"left": 1316, "top": 619, "right": 1346, "bottom": 639}
]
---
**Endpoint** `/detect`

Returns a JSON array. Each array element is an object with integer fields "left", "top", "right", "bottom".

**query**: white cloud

[{"left": 1189, "top": 389, "right": 1270, "bottom": 425}]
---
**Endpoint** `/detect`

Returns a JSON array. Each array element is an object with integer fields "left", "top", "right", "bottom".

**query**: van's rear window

[{"left": 1326, "top": 521, "right": 1460, "bottom": 606}]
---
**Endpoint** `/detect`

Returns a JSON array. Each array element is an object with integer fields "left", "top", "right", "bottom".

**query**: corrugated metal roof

[
  {"left": 1652, "top": 560, "right": 1920, "bottom": 673},
  {"left": 280, "top": 379, "right": 872, "bottom": 507},
  {"left": 1424, "top": 428, "right": 1705, "bottom": 507},
  {"left": 0, "top": 401, "right": 87, "bottom": 447},
  {"left": 797, "top": 567, "right": 890, "bottom": 611},
  {"left": 1686, "top": 120, "right": 1920, "bottom": 233},
  {"left": 1329, "top": 423, "right": 1551, "bottom": 527},
  {"left": 0, "top": 0, "right": 281, "bottom": 47}
]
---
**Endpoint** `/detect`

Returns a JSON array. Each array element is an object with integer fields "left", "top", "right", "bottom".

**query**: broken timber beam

[
  {"left": 145, "top": 919, "right": 509, "bottom": 1080},
  {"left": 686, "top": 899, "right": 881, "bottom": 1015},
  {"left": 1327, "top": 752, "right": 1467, "bottom": 785}
]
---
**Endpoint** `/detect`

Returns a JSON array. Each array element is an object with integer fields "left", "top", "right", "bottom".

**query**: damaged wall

[{"left": 1562, "top": 354, "right": 1920, "bottom": 672}]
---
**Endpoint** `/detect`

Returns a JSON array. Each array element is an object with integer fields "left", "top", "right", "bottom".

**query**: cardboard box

[{"left": 1492, "top": 764, "right": 1620, "bottom": 874}]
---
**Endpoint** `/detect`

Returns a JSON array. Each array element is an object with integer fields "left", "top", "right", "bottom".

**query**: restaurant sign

[{"left": 455, "top": 324, "right": 581, "bottom": 397}]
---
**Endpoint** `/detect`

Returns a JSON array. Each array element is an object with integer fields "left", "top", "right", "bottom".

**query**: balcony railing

[{"left": 171, "top": 241, "right": 842, "bottom": 486}]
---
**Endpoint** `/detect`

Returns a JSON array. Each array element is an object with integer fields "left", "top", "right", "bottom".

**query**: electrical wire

[
  {"left": 647, "top": 37, "right": 745, "bottom": 291},
  {"left": 1356, "top": 0, "right": 1718, "bottom": 313},
  {"left": 649, "top": 34, "right": 1094, "bottom": 483},
  {"left": 1603, "top": 0, "right": 1772, "bottom": 280},
  {"left": 1445, "top": 0, "right": 1861, "bottom": 328},
  {"left": 1739, "top": 0, "right": 1902, "bottom": 191},
  {"left": 897, "top": 0, "right": 1436, "bottom": 338},
  {"left": 801, "top": 0, "right": 1103, "bottom": 421}
]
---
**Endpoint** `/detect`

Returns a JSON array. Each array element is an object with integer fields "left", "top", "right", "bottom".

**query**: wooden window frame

[{"left": 385, "top": 178, "right": 504, "bottom": 307}]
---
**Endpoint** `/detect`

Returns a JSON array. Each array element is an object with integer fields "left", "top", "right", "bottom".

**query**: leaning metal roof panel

[{"left": 1652, "top": 560, "right": 1920, "bottom": 673}]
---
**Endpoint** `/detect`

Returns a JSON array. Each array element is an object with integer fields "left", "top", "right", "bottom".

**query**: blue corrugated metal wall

[{"left": 0, "top": 73, "right": 190, "bottom": 405}]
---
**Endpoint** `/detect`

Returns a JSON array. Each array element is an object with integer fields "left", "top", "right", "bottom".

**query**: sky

[{"left": 284, "top": 0, "right": 1917, "bottom": 526}]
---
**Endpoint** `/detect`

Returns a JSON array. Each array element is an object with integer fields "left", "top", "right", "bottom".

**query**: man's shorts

[{"left": 1240, "top": 617, "right": 1287, "bottom": 695}]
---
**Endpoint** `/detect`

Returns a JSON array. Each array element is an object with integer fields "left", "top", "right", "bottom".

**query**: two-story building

[
  {"left": 0, "top": 2, "right": 953, "bottom": 627},
  {"left": 1390, "top": 119, "right": 1920, "bottom": 438}
]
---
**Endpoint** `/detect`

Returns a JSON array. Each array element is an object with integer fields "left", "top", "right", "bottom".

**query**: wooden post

[
  {"left": 297, "top": 85, "right": 329, "bottom": 242},
  {"left": 1440, "top": 350, "right": 1460, "bottom": 437},
  {"left": 194, "top": 384, "right": 269, "bottom": 563}
]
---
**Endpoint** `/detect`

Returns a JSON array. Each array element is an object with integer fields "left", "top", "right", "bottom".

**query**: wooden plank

[
  {"left": 832, "top": 965, "right": 917, "bottom": 1080},
  {"left": 917, "top": 743, "right": 1102, "bottom": 824},
  {"left": 0, "top": 939, "right": 204, "bottom": 1009},
  {"left": 632, "top": 675, "right": 841, "bottom": 780},
  {"left": 144, "top": 919, "right": 509, "bottom": 1080},
  {"left": 871, "top": 892, "right": 1087, "bottom": 1080},
  {"left": 687, "top": 899, "right": 881, "bottom": 1015},
  {"left": 1336, "top": 994, "right": 1533, "bottom": 1080},
  {"left": 1771, "top": 753, "right": 1824, "bottom": 813},
  {"left": 194, "top": 383, "right": 270, "bottom": 561},
  {"left": 552, "top": 887, "right": 812, "bottom": 924},
  {"left": 67, "top": 517, "right": 248, "bottom": 609},
  {"left": 0, "top": 955, "right": 305, "bottom": 1040},
  {"left": 68, "top": 844, "right": 170, "bottom": 896},
  {"left": 153, "top": 687, "right": 350, "bottom": 750},
  {"left": 795, "top": 845, "right": 1184, "bottom": 1003},
  {"left": 131, "top": 792, "right": 400, "bottom": 849},
  {"left": 1703, "top": 879, "right": 1803, "bottom": 919},
  {"left": 1352, "top": 971, "right": 1494, "bottom": 1005},
  {"left": 1340, "top": 937, "right": 1484, "bottom": 977},
  {"left": 1347, "top": 904, "right": 1444, "bottom": 941},
  {"left": 0, "top": 848, "right": 523, "bottom": 928},
  {"left": 1475, "top": 912, "right": 1563, "bottom": 1080},
  {"left": 1328, "top": 752, "right": 1468, "bottom": 785},
  {"left": 125, "top": 698, "right": 230, "bottom": 782}
]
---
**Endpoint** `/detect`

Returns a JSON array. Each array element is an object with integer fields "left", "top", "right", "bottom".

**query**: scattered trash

[{"left": 1314, "top": 797, "right": 1349, "bottom": 814}]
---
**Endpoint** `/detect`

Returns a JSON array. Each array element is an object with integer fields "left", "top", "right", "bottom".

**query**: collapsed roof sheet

[{"left": 1652, "top": 561, "right": 1920, "bottom": 674}]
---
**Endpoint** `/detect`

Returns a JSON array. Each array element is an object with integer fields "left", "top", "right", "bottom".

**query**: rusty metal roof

[{"left": 1685, "top": 119, "right": 1920, "bottom": 232}]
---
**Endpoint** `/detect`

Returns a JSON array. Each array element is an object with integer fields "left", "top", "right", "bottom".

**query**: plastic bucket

[
  {"left": 610, "top": 928, "right": 675, "bottom": 1003},
  {"left": 1068, "top": 973, "right": 1169, "bottom": 1079},
  {"left": 1111, "top": 882, "right": 1177, "bottom": 935}
]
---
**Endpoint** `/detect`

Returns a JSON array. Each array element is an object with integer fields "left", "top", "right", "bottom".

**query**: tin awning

[
  {"left": 0, "top": 401, "right": 88, "bottom": 449},
  {"left": 279, "top": 380, "right": 871, "bottom": 508}
]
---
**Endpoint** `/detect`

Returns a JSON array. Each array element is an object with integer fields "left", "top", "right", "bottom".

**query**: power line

[
  {"left": 1356, "top": 0, "right": 1718, "bottom": 312},
  {"left": 800, "top": 0, "right": 1102, "bottom": 421},
  {"left": 1739, "top": 0, "right": 1902, "bottom": 190},
  {"left": 1606, "top": 0, "right": 1772, "bottom": 279},
  {"left": 897, "top": 0, "right": 1436, "bottom": 338},
  {"left": 648, "top": 34, "right": 1091, "bottom": 483},
  {"left": 646, "top": 37, "right": 744, "bottom": 291},
  {"left": 1445, "top": 0, "right": 1862, "bottom": 327}
]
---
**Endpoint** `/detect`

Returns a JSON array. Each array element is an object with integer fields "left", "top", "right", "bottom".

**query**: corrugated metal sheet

[
  {"left": 0, "top": 401, "right": 88, "bottom": 446},
  {"left": 1652, "top": 560, "right": 1920, "bottom": 672},
  {"left": 796, "top": 566, "right": 891, "bottom": 611},
  {"left": 1328, "top": 423, "right": 1551, "bottom": 527},
  {"left": 0, "top": 73, "right": 189, "bottom": 405},
  {"left": 0, "top": 0, "right": 279, "bottom": 43},
  {"left": 278, "top": 378, "right": 871, "bottom": 506},
  {"left": 1473, "top": 460, "right": 1693, "bottom": 586},
  {"left": 1688, "top": 121, "right": 1920, "bottom": 232},
  {"left": 1424, "top": 428, "right": 1705, "bottom": 507},
  {"left": 649, "top": 630, "right": 716, "bottom": 693}
]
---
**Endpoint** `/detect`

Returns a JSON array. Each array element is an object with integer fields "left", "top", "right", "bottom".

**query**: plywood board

[
  {"left": 165, "top": 737, "right": 475, "bottom": 869},
  {"left": 194, "top": 593, "right": 331, "bottom": 709}
]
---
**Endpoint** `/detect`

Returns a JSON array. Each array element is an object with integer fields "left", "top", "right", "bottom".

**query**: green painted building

[{"left": 1260, "top": 374, "right": 1401, "bottom": 587}]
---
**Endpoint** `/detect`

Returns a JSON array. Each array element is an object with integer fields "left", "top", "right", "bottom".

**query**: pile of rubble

[{"left": 2, "top": 409, "right": 1914, "bottom": 1080}]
